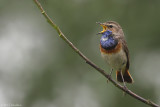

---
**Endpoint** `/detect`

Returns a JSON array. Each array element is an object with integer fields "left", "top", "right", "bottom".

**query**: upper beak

[{"left": 96, "top": 22, "right": 108, "bottom": 34}]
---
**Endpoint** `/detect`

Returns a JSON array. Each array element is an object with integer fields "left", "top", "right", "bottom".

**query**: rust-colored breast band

[{"left": 100, "top": 42, "right": 122, "bottom": 54}]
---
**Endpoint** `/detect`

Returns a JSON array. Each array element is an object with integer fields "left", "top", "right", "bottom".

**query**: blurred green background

[{"left": 0, "top": 0, "right": 160, "bottom": 107}]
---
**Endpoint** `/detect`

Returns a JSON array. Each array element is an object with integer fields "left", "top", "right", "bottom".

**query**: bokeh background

[{"left": 0, "top": 0, "right": 160, "bottom": 107}]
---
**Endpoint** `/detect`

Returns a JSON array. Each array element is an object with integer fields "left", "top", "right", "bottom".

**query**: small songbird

[{"left": 97, "top": 21, "right": 133, "bottom": 85}]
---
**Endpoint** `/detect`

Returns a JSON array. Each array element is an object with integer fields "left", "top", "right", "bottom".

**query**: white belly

[{"left": 101, "top": 49, "right": 127, "bottom": 71}]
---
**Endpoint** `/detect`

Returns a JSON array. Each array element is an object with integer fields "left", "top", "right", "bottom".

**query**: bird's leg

[
  {"left": 107, "top": 68, "right": 113, "bottom": 83},
  {"left": 120, "top": 71, "right": 127, "bottom": 89},
  {"left": 120, "top": 71, "right": 128, "bottom": 96},
  {"left": 109, "top": 68, "right": 113, "bottom": 76}
]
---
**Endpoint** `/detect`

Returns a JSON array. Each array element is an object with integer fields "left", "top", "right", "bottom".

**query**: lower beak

[
  {"left": 96, "top": 22, "right": 108, "bottom": 34},
  {"left": 100, "top": 25, "right": 107, "bottom": 33}
]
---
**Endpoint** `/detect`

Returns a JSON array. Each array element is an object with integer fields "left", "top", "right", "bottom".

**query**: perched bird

[{"left": 97, "top": 21, "right": 133, "bottom": 85}]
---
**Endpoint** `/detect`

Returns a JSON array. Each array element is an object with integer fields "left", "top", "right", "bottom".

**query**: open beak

[{"left": 96, "top": 22, "right": 108, "bottom": 34}]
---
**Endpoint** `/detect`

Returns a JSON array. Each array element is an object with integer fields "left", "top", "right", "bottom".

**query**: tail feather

[{"left": 116, "top": 70, "right": 133, "bottom": 83}]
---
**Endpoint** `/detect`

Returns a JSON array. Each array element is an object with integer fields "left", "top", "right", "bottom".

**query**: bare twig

[{"left": 33, "top": 0, "right": 160, "bottom": 107}]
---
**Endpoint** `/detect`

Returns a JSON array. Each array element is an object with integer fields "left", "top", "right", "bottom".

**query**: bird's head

[{"left": 97, "top": 21, "right": 123, "bottom": 36}]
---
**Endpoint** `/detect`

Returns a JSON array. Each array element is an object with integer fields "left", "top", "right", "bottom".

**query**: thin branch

[{"left": 33, "top": 0, "right": 160, "bottom": 107}]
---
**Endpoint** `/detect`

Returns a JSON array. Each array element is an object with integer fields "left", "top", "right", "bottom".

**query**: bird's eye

[{"left": 108, "top": 25, "right": 113, "bottom": 28}]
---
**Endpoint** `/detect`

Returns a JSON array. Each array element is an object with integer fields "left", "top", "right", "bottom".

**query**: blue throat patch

[{"left": 100, "top": 30, "right": 118, "bottom": 50}]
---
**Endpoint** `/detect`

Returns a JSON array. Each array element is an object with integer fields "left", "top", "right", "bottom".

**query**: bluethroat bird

[{"left": 97, "top": 21, "right": 133, "bottom": 85}]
